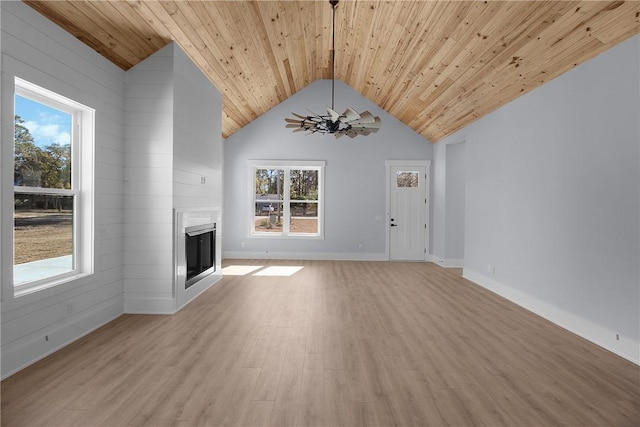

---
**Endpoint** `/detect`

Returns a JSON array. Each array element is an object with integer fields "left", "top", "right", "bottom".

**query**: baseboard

[
  {"left": 223, "top": 251, "right": 388, "bottom": 261},
  {"left": 124, "top": 294, "right": 176, "bottom": 314},
  {"left": 431, "top": 256, "right": 464, "bottom": 268},
  {"left": 1, "top": 296, "right": 123, "bottom": 379},
  {"left": 124, "top": 274, "right": 223, "bottom": 314},
  {"left": 463, "top": 268, "right": 640, "bottom": 366}
]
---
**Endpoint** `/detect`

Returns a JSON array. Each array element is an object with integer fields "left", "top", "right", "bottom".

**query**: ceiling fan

[{"left": 285, "top": 0, "right": 381, "bottom": 139}]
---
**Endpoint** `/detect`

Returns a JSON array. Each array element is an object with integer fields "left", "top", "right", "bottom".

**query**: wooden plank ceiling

[{"left": 24, "top": 1, "right": 640, "bottom": 142}]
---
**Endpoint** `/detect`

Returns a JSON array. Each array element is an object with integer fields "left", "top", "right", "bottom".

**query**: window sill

[
  {"left": 250, "top": 233, "right": 324, "bottom": 240},
  {"left": 14, "top": 271, "right": 93, "bottom": 298}
]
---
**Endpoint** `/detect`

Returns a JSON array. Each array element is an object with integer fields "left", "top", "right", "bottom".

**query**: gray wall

[
  {"left": 224, "top": 80, "right": 433, "bottom": 259},
  {"left": 438, "top": 34, "right": 640, "bottom": 363},
  {"left": 444, "top": 141, "right": 465, "bottom": 262},
  {"left": 431, "top": 142, "right": 446, "bottom": 262},
  {"left": 431, "top": 138, "right": 466, "bottom": 266}
]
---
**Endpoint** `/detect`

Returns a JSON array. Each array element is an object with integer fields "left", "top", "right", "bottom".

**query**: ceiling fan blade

[
  {"left": 286, "top": 123, "right": 304, "bottom": 128},
  {"left": 350, "top": 117, "right": 381, "bottom": 129},
  {"left": 342, "top": 108, "right": 361, "bottom": 122},
  {"left": 291, "top": 112, "right": 310, "bottom": 120},
  {"left": 359, "top": 126, "right": 379, "bottom": 134},
  {"left": 326, "top": 107, "right": 341, "bottom": 122},
  {"left": 352, "top": 128, "right": 366, "bottom": 134},
  {"left": 357, "top": 111, "right": 376, "bottom": 123},
  {"left": 295, "top": 116, "right": 322, "bottom": 124},
  {"left": 285, "top": 118, "right": 304, "bottom": 123}
]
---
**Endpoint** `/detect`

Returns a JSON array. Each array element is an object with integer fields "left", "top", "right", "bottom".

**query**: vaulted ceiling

[{"left": 24, "top": 1, "right": 640, "bottom": 142}]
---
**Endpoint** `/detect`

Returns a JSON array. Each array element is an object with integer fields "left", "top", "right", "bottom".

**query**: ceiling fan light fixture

[{"left": 285, "top": 0, "right": 381, "bottom": 139}]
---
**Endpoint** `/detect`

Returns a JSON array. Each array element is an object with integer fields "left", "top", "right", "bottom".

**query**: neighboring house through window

[
  {"left": 13, "top": 78, "right": 94, "bottom": 294},
  {"left": 250, "top": 160, "right": 324, "bottom": 238}
]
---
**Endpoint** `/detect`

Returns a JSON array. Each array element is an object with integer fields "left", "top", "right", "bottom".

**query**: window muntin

[
  {"left": 13, "top": 78, "right": 94, "bottom": 291},
  {"left": 250, "top": 161, "right": 324, "bottom": 238}
]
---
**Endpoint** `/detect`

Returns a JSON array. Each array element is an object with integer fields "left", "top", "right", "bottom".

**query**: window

[
  {"left": 396, "top": 171, "right": 419, "bottom": 188},
  {"left": 13, "top": 78, "right": 94, "bottom": 293},
  {"left": 250, "top": 161, "right": 324, "bottom": 238}
]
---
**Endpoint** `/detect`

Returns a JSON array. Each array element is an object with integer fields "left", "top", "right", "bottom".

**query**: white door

[{"left": 388, "top": 162, "right": 428, "bottom": 261}]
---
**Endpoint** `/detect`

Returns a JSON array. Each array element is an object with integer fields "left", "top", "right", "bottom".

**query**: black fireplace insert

[{"left": 185, "top": 223, "right": 216, "bottom": 289}]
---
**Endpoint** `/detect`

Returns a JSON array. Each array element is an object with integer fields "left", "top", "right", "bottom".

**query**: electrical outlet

[
  {"left": 488, "top": 264, "right": 495, "bottom": 274},
  {"left": 358, "top": 243, "right": 363, "bottom": 250},
  {"left": 240, "top": 241, "right": 245, "bottom": 249},
  {"left": 616, "top": 334, "right": 620, "bottom": 341}
]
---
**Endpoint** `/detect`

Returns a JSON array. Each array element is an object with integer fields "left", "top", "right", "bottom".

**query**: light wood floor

[{"left": 2, "top": 260, "right": 639, "bottom": 426}]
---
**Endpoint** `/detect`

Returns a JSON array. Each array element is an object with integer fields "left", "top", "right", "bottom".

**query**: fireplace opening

[{"left": 185, "top": 223, "right": 216, "bottom": 289}]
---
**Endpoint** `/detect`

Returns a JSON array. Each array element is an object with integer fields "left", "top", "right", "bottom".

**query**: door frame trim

[{"left": 385, "top": 160, "right": 431, "bottom": 261}]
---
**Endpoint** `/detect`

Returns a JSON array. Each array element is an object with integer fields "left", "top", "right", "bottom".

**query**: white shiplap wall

[
  {"left": 124, "top": 43, "right": 223, "bottom": 314},
  {"left": 123, "top": 44, "right": 175, "bottom": 314},
  {"left": 1, "top": 2, "right": 126, "bottom": 378},
  {"left": 0, "top": 4, "right": 223, "bottom": 377},
  {"left": 172, "top": 45, "right": 223, "bottom": 211}
]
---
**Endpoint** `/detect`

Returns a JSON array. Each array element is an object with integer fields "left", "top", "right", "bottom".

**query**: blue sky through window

[{"left": 15, "top": 95, "right": 71, "bottom": 149}]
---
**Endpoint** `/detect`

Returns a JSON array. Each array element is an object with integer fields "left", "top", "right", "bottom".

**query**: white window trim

[
  {"left": 248, "top": 160, "right": 325, "bottom": 239},
  {"left": 13, "top": 78, "right": 95, "bottom": 296}
]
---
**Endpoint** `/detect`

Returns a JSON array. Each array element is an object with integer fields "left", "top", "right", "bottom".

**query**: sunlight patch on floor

[
  {"left": 252, "top": 266, "right": 304, "bottom": 277},
  {"left": 221, "top": 265, "right": 263, "bottom": 276}
]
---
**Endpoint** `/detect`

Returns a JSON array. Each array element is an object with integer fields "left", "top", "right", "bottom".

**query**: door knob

[{"left": 390, "top": 223, "right": 398, "bottom": 227}]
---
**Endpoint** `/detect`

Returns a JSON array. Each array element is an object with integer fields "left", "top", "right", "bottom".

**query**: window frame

[
  {"left": 13, "top": 78, "right": 95, "bottom": 296},
  {"left": 248, "top": 160, "right": 325, "bottom": 239}
]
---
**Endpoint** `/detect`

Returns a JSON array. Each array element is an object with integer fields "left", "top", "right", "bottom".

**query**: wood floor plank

[
  {"left": 238, "top": 400, "right": 274, "bottom": 427},
  {"left": 2, "top": 259, "right": 638, "bottom": 426},
  {"left": 267, "top": 357, "right": 304, "bottom": 427},
  {"left": 250, "top": 326, "right": 290, "bottom": 401},
  {"left": 297, "top": 353, "right": 325, "bottom": 426},
  {"left": 323, "top": 369, "right": 367, "bottom": 427}
]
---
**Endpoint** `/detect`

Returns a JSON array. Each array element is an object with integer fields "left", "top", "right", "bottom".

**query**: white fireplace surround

[{"left": 175, "top": 208, "right": 222, "bottom": 310}]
